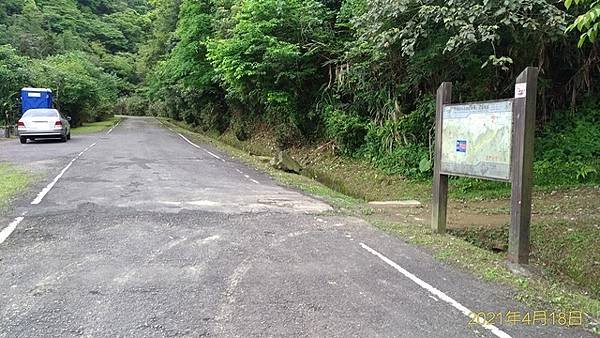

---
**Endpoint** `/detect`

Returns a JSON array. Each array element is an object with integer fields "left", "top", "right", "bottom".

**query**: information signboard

[
  {"left": 432, "top": 67, "right": 539, "bottom": 265},
  {"left": 440, "top": 100, "right": 513, "bottom": 181}
]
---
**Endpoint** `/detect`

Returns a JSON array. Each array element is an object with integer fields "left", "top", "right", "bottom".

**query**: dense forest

[
  {"left": 1, "top": 0, "right": 599, "bottom": 183},
  {"left": 0, "top": 0, "right": 149, "bottom": 126}
]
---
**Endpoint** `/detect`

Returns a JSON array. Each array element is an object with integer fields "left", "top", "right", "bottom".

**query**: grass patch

[
  {"left": 374, "top": 220, "right": 600, "bottom": 330},
  {"left": 0, "top": 163, "right": 30, "bottom": 207},
  {"left": 71, "top": 117, "right": 120, "bottom": 135},
  {"left": 450, "top": 219, "right": 600, "bottom": 300},
  {"left": 531, "top": 219, "right": 600, "bottom": 299}
]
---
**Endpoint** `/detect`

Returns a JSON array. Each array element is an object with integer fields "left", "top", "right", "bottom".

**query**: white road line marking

[
  {"left": 83, "top": 142, "right": 97, "bottom": 152},
  {"left": 176, "top": 133, "right": 225, "bottom": 161},
  {"left": 235, "top": 169, "right": 243, "bottom": 174},
  {"left": 177, "top": 133, "right": 202, "bottom": 150},
  {"left": 31, "top": 162, "right": 74, "bottom": 205},
  {"left": 0, "top": 217, "right": 24, "bottom": 244},
  {"left": 106, "top": 121, "right": 120, "bottom": 135},
  {"left": 159, "top": 120, "right": 225, "bottom": 162},
  {"left": 242, "top": 174, "right": 259, "bottom": 184},
  {"left": 359, "top": 243, "right": 512, "bottom": 338},
  {"left": 4, "top": 137, "right": 101, "bottom": 243},
  {"left": 200, "top": 235, "right": 220, "bottom": 244},
  {"left": 206, "top": 151, "right": 224, "bottom": 161},
  {"left": 31, "top": 142, "right": 97, "bottom": 205}
]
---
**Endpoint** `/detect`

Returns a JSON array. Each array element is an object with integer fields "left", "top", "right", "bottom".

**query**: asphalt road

[{"left": 0, "top": 117, "right": 592, "bottom": 337}]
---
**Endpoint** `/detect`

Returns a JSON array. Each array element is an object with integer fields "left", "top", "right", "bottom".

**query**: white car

[{"left": 17, "top": 109, "right": 71, "bottom": 144}]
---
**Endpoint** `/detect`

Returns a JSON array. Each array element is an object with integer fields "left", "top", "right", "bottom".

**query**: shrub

[
  {"left": 370, "top": 144, "right": 430, "bottom": 177},
  {"left": 324, "top": 108, "right": 369, "bottom": 154},
  {"left": 537, "top": 119, "right": 600, "bottom": 163},
  {"left": 198, "top": 102, "right": 229, "bottom": 133},
  {"left": 148, "top": 100, "right": 167, "bottom": 117},
  {"left": 230, "top": 115, "right": 250, "bottom": 142},
  {"left": 114, "top": 96, "right": 149, "bottom": 116},
  {"left": 207, "top": 0, "right": 332, "bottom": 135},
  {"left": 275, "top": 122, "right": 303, "bottom": 150},
  {"left": 534, "top": 106, "right": 600, "bottom": 185}
]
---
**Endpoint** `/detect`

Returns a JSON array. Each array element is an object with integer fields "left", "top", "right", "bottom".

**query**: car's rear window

[{"left": 23, "top": 109, "right": 59, "bottom": 118}]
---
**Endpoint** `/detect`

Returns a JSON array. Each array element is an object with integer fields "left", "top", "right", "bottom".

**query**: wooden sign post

[
  {"left": 508, "top": 67, "right": 538, "bottom": 264},
  {"left": 432, "top": 82, "right": 452, "bottom": 235},
  {"left": 432, "top": 67, "right": 538, "bottom": 265}
]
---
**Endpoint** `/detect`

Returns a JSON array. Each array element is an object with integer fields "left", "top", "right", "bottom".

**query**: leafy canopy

[{"left": 565, "top": 0, "right": 600, "bottom": 46}]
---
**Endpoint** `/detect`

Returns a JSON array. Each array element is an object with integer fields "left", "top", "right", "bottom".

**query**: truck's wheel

[{"left": 19, "top": 137, "right": 27, "bottom": 144}]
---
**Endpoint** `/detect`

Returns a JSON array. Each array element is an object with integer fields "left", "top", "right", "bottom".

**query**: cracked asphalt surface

[{"left": 0, "top": 117, "right": 592, "bottom": 337}]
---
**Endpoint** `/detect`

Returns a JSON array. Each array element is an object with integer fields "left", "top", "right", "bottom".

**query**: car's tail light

[
  {"left": 17, "top": 121, "right": 25, "bottom": 128},
  {"left": 55, "top": 120, "right": 63, "bottom": 126}
]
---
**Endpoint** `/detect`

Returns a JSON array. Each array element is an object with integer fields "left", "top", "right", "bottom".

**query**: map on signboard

[{"left": 441, "top": 100, "right": 513, "bottom": 181}]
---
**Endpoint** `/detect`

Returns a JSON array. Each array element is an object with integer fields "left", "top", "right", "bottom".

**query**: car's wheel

[
  {"left": 19, "top": 137, "right": 27, "bottom": 144},
  {"left": 67, "top": 132, "right": 71, "bottom": 140},
  {"left": 61, "top": 134, "right": 67, "bottom": 142}
]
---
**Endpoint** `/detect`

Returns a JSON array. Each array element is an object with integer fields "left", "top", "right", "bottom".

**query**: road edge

[{"left": 155, "top": 117, "right": 599, "bottom": 334}]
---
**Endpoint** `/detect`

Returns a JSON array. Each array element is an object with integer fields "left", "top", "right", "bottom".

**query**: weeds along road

[{"left": 0, "top": 117, "right": 591, "bottom": 337}]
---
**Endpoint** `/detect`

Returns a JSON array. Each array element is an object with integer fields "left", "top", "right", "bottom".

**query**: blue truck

[{"left": 20, "top": 88, "right": 53, "bottom": 115}]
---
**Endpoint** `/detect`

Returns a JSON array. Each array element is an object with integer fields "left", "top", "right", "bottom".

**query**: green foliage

[
  {"left": 114, "top": 96, "right": 149, "bottom": 116},
  {"left": 231, "top": 115, "right": 250, "bottom": 142},
  {"left": 0, "top": 45, "right": 32, "bottom": 125},
  {"left": 207, "top": 0, "right": 332, "bottom": 130},
  {"left": 332, "top": 0, "right": 568, "bottom": 131},
  {"left": 169, "top": 0, "right": 214, "bottom": 89},
  {"left": 2, "top": 0, "right": 598, "bottom": 188},
  {"left": 565, "top": 0, "right": 600, "bottom": 46},
  {"left": 1, "top": 47, "right": 118, "bottom": 126},
  {"left": 132, "top": 0, "right": 600, "bottom": 186},
  {"left": 333, "top": 95, "right": 436, "bottom": 176},
  {"left": 575, "top": 163, "right": 598, "bottom": 181},
  {"left": 34, "top": 52, "right": 120, "bottom": 125},
  {"left": 534, "top": 105, "right": 600, "bottom": 185},
  {"left": 142, "top": 0, "right": 229, "bottom": 135},
  {"left": 530, "top": 219, "right": 600, "bottom": 298},
  {"left": 366, "top": 142, "right": 430, "bottom": 177},
  {"left": 356, "top": 0, "right": 566, "bottom": 58},
  {"left": 136, "top": 0, "right": 181, "bottom": 77},
  {"left": 136, "top": 0, "right": 598, "bottom": 186},
  {"left": 0, "top": 0, "right": 150, "bottom": 58},
  {"left": 324, "top": 108, "right": 368, "bottom": 154},
  {"left": 0, "top": 0, "right": 149, "bottom": 126},
  {"left": 274, "top": 122, "right": 304, "bottom": 150},
  {"left": 538, "top": 119, "right": 600, "bottom": 162},
  {"left": 418, "top": 158, "right": 432, "bottom": 174}
]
